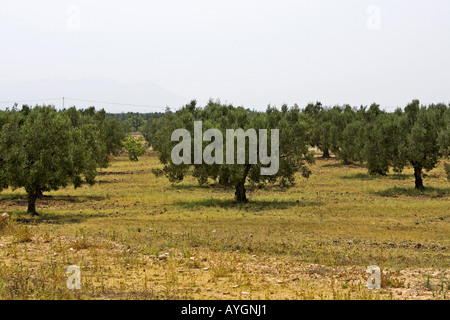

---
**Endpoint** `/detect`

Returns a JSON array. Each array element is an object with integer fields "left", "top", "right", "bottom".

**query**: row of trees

[
  {"left": 106, "top": 112, "right": 164, "bottom": 133},
  {"left": 0, "top": 100, "right": 448, "bottom": 211},
  {"left": 304, "top": 100, "right": 449, "bottom": 188},
  {"left": 147, "top": 100, "right": 449, "bottom": 202},
  {"left": 0, "top": 106, "right": 126, "bottom": 215}
]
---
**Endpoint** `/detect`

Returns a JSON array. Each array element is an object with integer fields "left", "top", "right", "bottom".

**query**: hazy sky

[{"left": 0, "top": 0, "right": 449, "bottom": 111}]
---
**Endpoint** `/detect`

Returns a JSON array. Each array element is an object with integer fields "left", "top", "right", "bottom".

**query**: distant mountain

[{"left": 0, "top": 76, "right": 185, "bottom": 113}]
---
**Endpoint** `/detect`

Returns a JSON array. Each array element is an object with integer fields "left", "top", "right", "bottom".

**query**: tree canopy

[
  {"left": 301, "top": 100, "right": 449, "bottom": 188},
  {"left": 148, "top": 100, "right": 314, "bottom": 202},
  {"left": 0, "top": 105, "right": 125, "bottom": 215},
  {"left": 0, "top": 99, "right": 448, "bottom": 216}
]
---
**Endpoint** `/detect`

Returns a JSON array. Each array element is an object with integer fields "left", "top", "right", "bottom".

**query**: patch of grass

[
  {"left": 174, "top": 198, "right": 318, "bottom": 211},
  {"left": 0, "top": 261, "right": 80, "bottom": 300},
  {"left": 1, "top": 220, "right": 33, "bottom": 243},
  {"left": 0, "top": 194, "right": 24, "bottom": 201},
  {"left": 0, "top": 155, "right": 449, "bottom": 300}
]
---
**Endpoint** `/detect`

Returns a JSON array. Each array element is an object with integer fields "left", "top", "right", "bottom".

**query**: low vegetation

[
  {"left": 0, "top": 100, "right": 448, "bottom": 300},
  {"left": 0, "top": 153, "right": 448, "bottom": 300}
]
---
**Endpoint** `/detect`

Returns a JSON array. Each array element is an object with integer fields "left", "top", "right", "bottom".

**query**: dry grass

[{"left": 0, "top": 152, "right": 449, "bottom": 300}]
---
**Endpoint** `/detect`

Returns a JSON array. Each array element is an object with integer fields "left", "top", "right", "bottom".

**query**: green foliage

[
  {"left": 123, "top": 135, "right": 146, "bottom": 161},
  {"left": 362, "top": 112, "right": 403, "bottom": 175},
  {"left": 127, "top": 115, "right": 146, "bottom": 132},
  {"left": 0, "top": 99, "right": 448, "bottom": 212},
  {"left": 437, "top": 107, "right": 450, "bottom": 157},
  {"left": 328, "top": 105, "right": 359, "bottom": 164},
  {"left": 0, "top": 105, "right": 121, "bottom": 215},
  {"left": 106, "top": 112, "right": 163, "bottom": 135},
  {"left": 107, "top": 112, "right": 163, "bottom": 123},
  {"left": 149, "top": 100, "right": 314, "bottom": 202},
  {"left": 339, "top": 120, "right": 364, "bottom": 165},
  {"left": 304, "top": 102, "right": 331, "bottom": 158},
  {"left": 304, "top": 100, "right": 449, "bottom": 189},
  {"left": 304, "top": 103, "right": 360, "bottom": 162},
  {"left": 358, "top": 100, "right": 447, "bottom": 188},
  {"left": 103, "top": 118, "right": 127, "bottom": 156},
  {"left": 141, "top": 118, "right": 157, "bottom": 147}
]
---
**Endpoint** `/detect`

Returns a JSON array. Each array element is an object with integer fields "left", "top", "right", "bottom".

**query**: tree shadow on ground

[
  {"left": 174, "top": 198, "right": 322, "bottom": 212},
  {"left": 1, "top": 194, "right": 106, "bottom": 205},
  {"left": 43, "top": 195, "right": 106, "bottom": 203},
  {"left": 314, "top": 155, "right": 338, "bottom": 161},
  {"left": 168, "top": 184, "right": 238, "bottom": 195},
  {"left": 374, "top": 187, "right": 450, "bottom": 198},
  {"left": 341, "top": 173, "right": 410, "bottom": 181},
  {"left": 169, "top": 184, "right": 211, "bottom": 190},
  {"left": 322, "top": 162, "right": 365, "bottom": 169},
  {"left": 96, "top": 180, "right": 113, "bottom": 184},
  {"left": 97, "top": 171, "right": 133, "bottom": 176},
  {"left": 12, "top": 211, "right": 107, "bottom": 225},
  {"left": 170, "top": 183, "right": 290, "bottom": 192}
]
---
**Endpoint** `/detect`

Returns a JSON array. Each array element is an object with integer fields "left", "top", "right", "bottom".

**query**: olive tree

[
  {"left": 400, "top": 101, "right": 448, "bottom": 188},
  {"left": 359, "top": 100, "right": 448, "bottom": 188},
  {"left": 150, "top": 100, "right": 314, "bottom": 202},
  {"left": 127, "top": 115, "right": 146, "bottom": 132},
  {"left": 0, "top": 106, "right": 113, "bottom": 215},
  {"left": 123, "top": 134, "right": 146, "bottom": 161},
  {"left": 304, "top": 102, "right": 333, "bottom": 158},
  {"left": 328, "top": 105, "right": 360, "bottom": 164},
  {"left": 365, "top": 112, "right": 407, "bottom": 175}
]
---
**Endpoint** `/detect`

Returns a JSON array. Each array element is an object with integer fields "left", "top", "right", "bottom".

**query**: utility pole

[{"left": 62, "top": 97, "right": 65, "bottom": 108}]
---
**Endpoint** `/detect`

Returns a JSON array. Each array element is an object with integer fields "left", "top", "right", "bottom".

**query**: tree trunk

[
  {"left": 234, "top": 164, "right": 251, "bottom": 203},
  {"left": 235, "top": 182, "right": 248, "bottom": 203},
  {"left": 414, "top": 166, "right": 424, "bottom": 189},
  {"left": 27, "top": 192, "right": 39, "bottom": 216},
  {"left": 322, "top": 149, "right": 330, "bottom": 158}
]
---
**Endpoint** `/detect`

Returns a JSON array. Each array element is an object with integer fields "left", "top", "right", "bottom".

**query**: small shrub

[{"left": 123, "top": 135, "right": 146, "bottom": 161}]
